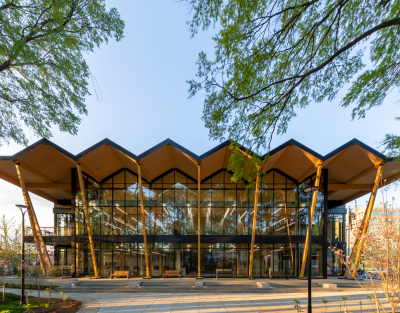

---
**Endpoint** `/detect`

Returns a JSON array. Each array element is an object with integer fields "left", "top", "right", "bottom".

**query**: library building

[{"left": 0, "top": 138, "right": 397, "bottom": 278}]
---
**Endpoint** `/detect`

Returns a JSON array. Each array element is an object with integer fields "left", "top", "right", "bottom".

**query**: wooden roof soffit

[
  {"left": 341, "top": 167, "right": 400, "bottom": 204},
  {"left": 43, "top": 144, "right": 97, "bottom": 189},
  {"left": 14, "top": 161, "right": 53, "bottom": 183},
  {"left": 106, "top": 144, "right": 125, "bottom": 169},
  {"left": 298, "top": 160, "right": 323, "bottom": 183},
  {"left": 345, "top": 162, "right": 384, "bottom": 185},
  {"left": 139, "top": 162, "right": 151, "bottom": 183},
  {"left": 13, "top": 162, "right": 72, "bottom": 195},
  {"left": 167, "top": 144, "right": 176, "bottom": 168},
  {"left": 174, "top": 147, "right": 200, "bottom": 179},
  {"left": 43, "top": 144, "right": 75, "bottom": 167},
  {"left": 113, "top": 150, "right": 151, "bottom": 182},
  {"left": 327, "top": 184, "right": 374, "bottom": 190},
  {"left": 11, "top": 164, "right": 58, "bottom": 203},
  {"left": 26, "top": 183, "right": 70, "bottom": 189},
  {"left": 222, "top": 145, "right": 230, "bottom": 169},
  {"left": 272, "top": 144, "right": 293, "bottom": 169},
  {"left": 178, "top": 149, "right": 199, "bottom": 165},
  {"left": 323, "top": 144, "right": 355, "bottom": 168},
  {"left": 75, "top": 161, "right": 102, "bottom": 182},
  {"left": 0, "top": 169, "right": 20, "bottom": 185},
  {"left": 330, "top": 162, "right": 385, "bottom": 200}
]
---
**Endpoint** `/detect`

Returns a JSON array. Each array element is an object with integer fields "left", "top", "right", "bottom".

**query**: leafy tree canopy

[
  {"left": 0, "top": 0, "right": 124, "bottom": 146},
  {"left": 185, "top": 0, "right": 400, "bottom": 167}
]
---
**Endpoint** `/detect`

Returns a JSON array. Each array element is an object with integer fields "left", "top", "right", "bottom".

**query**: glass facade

[
  {"left": 74, "top": 169, "right": 324, "bottom": 237},
  {"left": 74, "top": 242, "right": 325, "bottom": 278},
  {"left": 57, "top": 168, "right": 327, "bottom": 277}
]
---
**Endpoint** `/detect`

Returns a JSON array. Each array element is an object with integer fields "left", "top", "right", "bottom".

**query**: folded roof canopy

[{"left": 0, "top": 138, "right": 397, "bottom": 205}]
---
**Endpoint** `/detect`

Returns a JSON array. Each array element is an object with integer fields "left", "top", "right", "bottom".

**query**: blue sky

[{"left": 1, "top": 1, "right": 399, "bottom": 226}]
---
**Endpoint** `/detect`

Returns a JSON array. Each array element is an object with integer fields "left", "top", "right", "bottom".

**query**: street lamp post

[
  {"left": 16, "top": 204, "right": 29, "bottom": 307},
  {"left": 303, "top": 186, "right": 319, "bottom": 313}
]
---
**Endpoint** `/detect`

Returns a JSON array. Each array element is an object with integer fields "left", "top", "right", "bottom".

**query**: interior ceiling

[{"left": 0, "top": 138, "right": 398, "bottom": 205}]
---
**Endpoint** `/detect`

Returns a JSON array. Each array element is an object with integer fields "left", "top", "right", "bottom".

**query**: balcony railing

[{"left": 25, "top": 227, "right": 73, "bottom": 236}]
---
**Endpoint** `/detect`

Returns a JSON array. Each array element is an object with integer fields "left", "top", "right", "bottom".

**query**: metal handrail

[{"left": 25, "top": 227, "right": 73, "bottom": 236}]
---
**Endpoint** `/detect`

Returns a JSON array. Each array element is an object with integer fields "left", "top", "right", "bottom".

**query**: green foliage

[
  {"left": 59, "top": 291, "right": 70, "bottom": 302},
  {"left": 0, "top": 215, "right": 21, "bottom": 275},
  {"left": 0, "top": 0, "right": 125, "bottom": 146},
  {"left": 186, "top": 0, "right": 400, "bottom": 155},
  {"left": 227, "top": 142, "right": 265, "bottom": 189},
  {"left": 54, "top": 267, "right": 60, "bottom": 277},
  {"left": 322, "top": 299, "right": 329, "bottom": 313},
  {"left": 0, "top": 293, "right": 25, "bottom": 313},
  {"left": 293, "top": 299, "right": 303, "bottom": 313}
]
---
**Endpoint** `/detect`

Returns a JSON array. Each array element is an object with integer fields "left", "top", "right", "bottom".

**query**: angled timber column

[
  {"left": 76, "top": 164, "right": 99, "bottom": 277},
  {"left": 249, "top": 173, "right": 260, "bottom": 278},
  {"left": 138, "top": 163, "right": 150, "bottom": 278},
  {"left": 344, "top": 164, "right": 382, "bottom": 278},
  {"left": 197, "top": 163, "right": 201, "bottom": 278},
  {"left": 15, "top": 163, "right": 49, "bottom": 275},
  {"left": 300, "top": 163, "right": 323, "bottom": 278}
]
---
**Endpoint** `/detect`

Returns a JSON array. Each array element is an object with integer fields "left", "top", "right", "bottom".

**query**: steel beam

[
  {"left": 138, "top": 163, "right": 151, "bottom": 278},
  {"left": 249, "top": 173, "right": 260, "bottom": 277},
  {"left": 281, "top": 190, "right": 294, "bottom": 264},
  {"left": 197, "top": 163, "right": 201, "bottom": 278},
  {"left": 299, "top": 163, "right": 322, "bottom": 278},
  {"left": 344, "top": 165, "right": 382, "bottom": 278},
  {"left": 76, "top": 164, "right": 99, "bottom": 277},
  {"left": 15, "top": 164, "right": 50, "bottom": 275}
]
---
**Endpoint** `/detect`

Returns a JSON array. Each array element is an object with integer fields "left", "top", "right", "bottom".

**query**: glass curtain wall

[
  {"left": 76, "top": 242, "right": 302, "bottom": 278},
  {"left": 76, "top": 169, "right": 323, "bottom": 236},
  {"left": 74, "top": 168, "right": 325, "bottom": 277}
]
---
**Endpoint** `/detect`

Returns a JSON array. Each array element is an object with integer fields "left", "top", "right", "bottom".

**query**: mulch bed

[{"left": 26, "top": 296, "right": 82, "bottom": 312}]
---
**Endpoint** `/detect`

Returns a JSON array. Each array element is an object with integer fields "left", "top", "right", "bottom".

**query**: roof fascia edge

[
  {"left": 75, "top": 138, "right": 139, "bottom": 161},
  {"left": 323, "top": 138, "right": 389, "bottom": 161},
  {"left": 198, "top": 140, "right": 231, "bottom": 160},
  {"left": 0, "top": 138, "right": 76, "bottom": 161},
  {"left": 263, "top": 139, "right": 324, "bottom": 160},
  {"left": 199, "top": 139, "right": 261, "bottom": 161},
  {"left": 138, "top": 138, "right": 200, "bottom": 161}
]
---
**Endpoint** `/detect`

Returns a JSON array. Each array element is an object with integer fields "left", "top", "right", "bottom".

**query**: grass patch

[
  {"left": 0, "top": 292, "right": 26, "bottom": 313},
  {"left": 0, "top": 292, "right": 82, "bottom": 312}
]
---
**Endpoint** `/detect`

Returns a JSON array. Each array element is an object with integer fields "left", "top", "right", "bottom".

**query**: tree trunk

[
  {"left": 0, "top": 60, "right": 10, "bottom": 72},
  {"left": 48, "top": 286, "right": 51, "bottom": 306}
]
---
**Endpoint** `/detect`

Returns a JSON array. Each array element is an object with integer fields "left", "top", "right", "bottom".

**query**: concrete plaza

[{"left": 4, "top": 288, "right": 395, "bottom": 312}]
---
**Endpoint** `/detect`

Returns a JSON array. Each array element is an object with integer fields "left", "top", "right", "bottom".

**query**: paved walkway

[{"left": 5, "top": 288, "right": 394, "bottom": 312}]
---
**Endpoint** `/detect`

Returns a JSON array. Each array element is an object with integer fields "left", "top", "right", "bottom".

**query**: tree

[
  {"left": 332, "top": 192, "right": 400, "bottom": 313},
  {"left": 0, "top": 214, "right": 21, "bottom": 275},
  {"left": 185, "top": 0, "right": 400, "bottom": 159},
  {"left": 0, "top": 0, "right": 124, "bottom": 146}
]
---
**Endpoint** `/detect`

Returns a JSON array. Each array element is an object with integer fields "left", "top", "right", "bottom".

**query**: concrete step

[
  {"left": 58, "top": 286, "right": 331, "bottom": 293},
  {"left": 79, "top": 280, "right": 130, "bottom": 286}
]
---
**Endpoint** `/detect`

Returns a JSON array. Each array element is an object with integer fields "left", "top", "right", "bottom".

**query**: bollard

[
  {"left": 2, "top": 285, "right": 4, "bottom": 301},
  {"left": 25, "top": 291, "right": 29, "bottom": 304}
]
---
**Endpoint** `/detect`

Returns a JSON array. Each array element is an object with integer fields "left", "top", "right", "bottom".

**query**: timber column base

[{"left": 143, "top": 276, "right": 152, "bottom": 279}]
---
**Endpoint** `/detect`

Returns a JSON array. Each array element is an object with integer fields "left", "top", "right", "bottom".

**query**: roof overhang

[{"left": 0, "top": 138, "right": 397, "bottom": 205}]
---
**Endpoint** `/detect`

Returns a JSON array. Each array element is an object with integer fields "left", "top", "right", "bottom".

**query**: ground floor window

[
  {"left": 327, "top": 247, "right": 344, "bottom": 276},
  {"left": 73, "top": 242, "right": 324, "bottom": 278}
]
